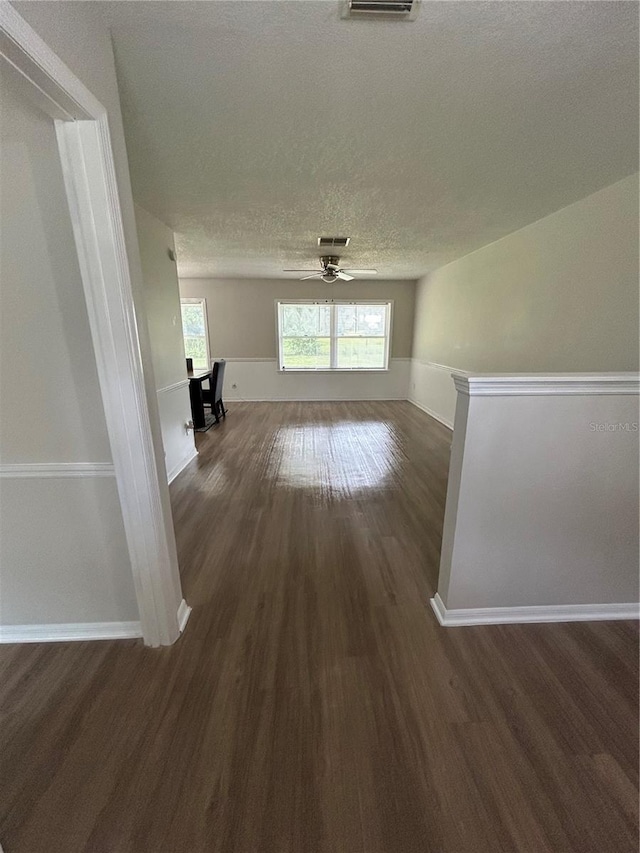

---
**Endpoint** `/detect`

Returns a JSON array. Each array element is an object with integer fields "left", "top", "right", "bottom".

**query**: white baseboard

[
  {"left": 167, "top": 447, "right": 198, "bottom": 484},
  {"left": 0, "top": 462, "right": 115, "bottom": 479},
  {"left": 408, "top": 398, "right": 453, "bottom": 430},
  {"left": 226, "top": 396, "right": 408, "bottom": 403},
  {"left": 0, "top": 620, "right": 143, "bottom": 644},
  {"left": 430, "top": 592, "right": 640, "bottom": 626},
  {"left": 177, "top": 598, "right": 192, "bottom": 633}
]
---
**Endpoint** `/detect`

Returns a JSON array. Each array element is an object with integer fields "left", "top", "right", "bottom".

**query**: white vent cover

[
  {"left": 342, "top": 0, "right": 420, "bottom": 19},
  {"left": 317, "top": 236, "right": 351, "bottom": 248}
]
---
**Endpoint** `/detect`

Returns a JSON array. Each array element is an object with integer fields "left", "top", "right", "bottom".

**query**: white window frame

[
  {"left": 180, "top": 297, "right": 210, "bottom": 370},
  {"left": 276, "top": 299, "right": 393, "bottom": 372}
]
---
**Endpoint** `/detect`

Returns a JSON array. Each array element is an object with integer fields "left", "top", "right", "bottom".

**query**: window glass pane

[
  {"left": 282, "top": 337, "right": 330, "bottom": 369},
  {"left": 336, "top": 305, "right": 356, "bottom": 336},
  {"left": 337, "top": 338, "right": 385, "bottom": 369},
  {"left": 281, "top": 304, "right": 330, "bottom": 337},
  {"left": 359, "top": 305, "right": 386, "bottom": 336},
  {"left": 181, "top": 303, "right": 205, "bottom": 337},
  {"left": 336, "top": 304, "right": 386, "bottom": 337},
  {"left": 183, "top": 336, "right": 208, "bottom": 369}
]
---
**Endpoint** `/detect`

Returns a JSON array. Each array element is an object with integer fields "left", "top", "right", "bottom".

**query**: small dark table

[{"left": 187, "top": 368, "right": 216, "bottom": 432}]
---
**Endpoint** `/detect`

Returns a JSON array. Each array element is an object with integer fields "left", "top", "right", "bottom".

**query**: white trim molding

[
  {"left": 430, "top": 593, "right": 640, "bottom": 627},
  {"left": 454, "top": 373, "right": 640, "bottom": 397},
  {"left": 0, "top": 462, "right": 115, "bottom": 479},
  {"left": 0, "top": 621, "right": 143, "bottom": 644},
  {"left": 177, "top": 598, "right": 192, "bottom": 633},
  {"left": 408, "top": 398, "right": 453, "bottom": 430},
  {"left": 1, "top": 3, "right": 188, "bottom": 646},
  {"left": 167, "top": 447, "right": 198, "bottom": 484},
  {"left": 212, "top": 357, "right": 278, "bottom": 363},
  {"left": 157, "top": 378, "right": 189, "bottom": 395},
  {"left": 232, "top": 396, "right": 408, "bottom": 402},
  {"left": 0, "top": 2, "right": 101, "bottom": 120},
  {"left": 57, "top": 116, "right": 183, "bottom": 648},
  {"left": 416, "top": 360, "right": 467, "bottom": 374},
  {"left": 210, "top": 357, "right": 416, "bottom": 366}
]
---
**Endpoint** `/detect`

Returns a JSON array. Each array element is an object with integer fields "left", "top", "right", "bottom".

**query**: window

[
  {"left": 180, "top": 298, "right": 210, "bottom": 369},
  {"left": 277, "top": 301, "right": 391, "bottom": 371}
]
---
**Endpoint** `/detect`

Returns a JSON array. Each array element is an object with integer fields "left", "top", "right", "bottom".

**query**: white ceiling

[{"left": 102, "top": 1, "right": 638, "bottom": 279}]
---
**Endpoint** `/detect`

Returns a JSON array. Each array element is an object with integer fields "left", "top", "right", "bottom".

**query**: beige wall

[
  {"left": 413, "top": 173, "right": 639, "bottom": 372},
  {"left": 3, "top": 2, "right": 183, "bottom": 628},
  {"left": 178, "top": 278, "right": 416, "bottom": 359},
  {"left": 15, "top": 0, "right": 184, "bottom": 606},
  {"left": 1, "top": 72, "right": 112, "bottom": 464},
  {"left": 0, "top": 66, "right": 137, "bottom": 626}
]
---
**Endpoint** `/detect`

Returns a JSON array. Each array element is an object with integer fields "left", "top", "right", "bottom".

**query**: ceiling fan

[{"left": 284, "top": 255, "right": 378, "bottom": 283}]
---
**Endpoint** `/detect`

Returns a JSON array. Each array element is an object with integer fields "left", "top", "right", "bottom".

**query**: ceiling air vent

[
  {"left": 318, "top": 236, "right": 351, "bottom": 249},
  {"left": 343, "top": 0, "right": 420, "bottom": 19}
]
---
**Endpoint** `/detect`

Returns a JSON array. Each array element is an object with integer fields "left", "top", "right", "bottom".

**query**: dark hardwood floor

[{"left": 1, "top": 401, "right": 638, "bottom": 852}]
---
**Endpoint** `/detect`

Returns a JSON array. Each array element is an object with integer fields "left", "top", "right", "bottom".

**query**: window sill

[{"left": 278, "top": 368, "right": 390, "bottom": 374}]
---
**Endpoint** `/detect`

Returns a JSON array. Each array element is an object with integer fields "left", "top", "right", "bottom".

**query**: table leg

[{"left": 189, "top": 379, "right": 206, "bottom": 429}]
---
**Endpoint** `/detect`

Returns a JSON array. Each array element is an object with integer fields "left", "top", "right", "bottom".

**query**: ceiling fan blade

[
  {"left": 341, "top": 269, "right": 378, "bottom": 275},
  {"left": 336, "top": 271, "right": 354, "bottom": 281},
  {"left": 300, "top": 272, "right": 323, "bottom": 280},
  {"left": 283, "top": 269, "right": 323, "bottom": 273}
]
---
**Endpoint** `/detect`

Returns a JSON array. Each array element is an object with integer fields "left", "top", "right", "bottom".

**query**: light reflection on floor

[{"left": 266, "top": 421, "right": 398, "bottom": 494}]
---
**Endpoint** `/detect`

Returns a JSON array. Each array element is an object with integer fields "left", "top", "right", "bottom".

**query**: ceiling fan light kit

[{"left": 283, "top": 253, "right": 378, "bottom": 284}]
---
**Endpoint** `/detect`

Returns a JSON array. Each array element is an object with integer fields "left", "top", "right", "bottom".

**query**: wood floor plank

[{"left": 0, "top": 401, "right": 637, "bottom": 852}]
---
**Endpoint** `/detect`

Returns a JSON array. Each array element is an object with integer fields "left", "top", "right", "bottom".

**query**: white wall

[
  {"left": 135, "top": 205, "right": 196, "bottom": 482},
  {"left": 407, "top": 362, "right": 461, "bottom": 429},
  {"left": 436, "top": 377, "right": 639, "bottom": 621},
  {"left": 214, "top": 358, "right": 411, "bottom": 403},
  {"left": 410, "top": 174, "right": 640, "bottom": 426},
  {"left": 0, "top": 67, "right": 138, "bottom": 627},
  {"left": 179, "top": 277, "right": 415, "bottom": 401}
]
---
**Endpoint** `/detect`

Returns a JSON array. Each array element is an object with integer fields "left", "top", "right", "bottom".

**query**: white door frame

[{"left": 0, "top": 3, "right": 190, "bottom": 646}]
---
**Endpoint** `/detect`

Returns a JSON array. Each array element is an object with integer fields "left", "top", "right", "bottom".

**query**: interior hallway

[{"left": 0, "top": 402, "right": 638, "bottom": 853}]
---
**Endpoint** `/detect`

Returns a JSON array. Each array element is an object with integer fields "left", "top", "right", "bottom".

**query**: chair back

[
  {"left": 212, "top": 359, "right": 226, "bottom": 401},
  {"left": 209, "top": 360, "right": 219, "bottom": 390}
]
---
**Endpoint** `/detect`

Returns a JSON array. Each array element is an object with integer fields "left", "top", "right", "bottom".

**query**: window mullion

[{"left": 330, "top": 303, "right": 337, "bottom": 369}]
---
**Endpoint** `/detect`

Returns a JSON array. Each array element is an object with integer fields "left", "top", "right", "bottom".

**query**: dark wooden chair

[{"left": 202, "top": 359, "right": 227, "bottom": 423}]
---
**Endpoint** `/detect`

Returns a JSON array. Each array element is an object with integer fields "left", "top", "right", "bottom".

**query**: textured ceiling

[{"left": 102, "top": 1, "right": 638, "bottom": 279}]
